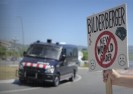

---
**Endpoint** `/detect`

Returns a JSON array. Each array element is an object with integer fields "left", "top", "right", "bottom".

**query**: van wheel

[
  {"left": 73, "top": 70, "right": 76, "bottom": 78},
  {"left": 53, "top": 76, "right": 60, "bottom": 87},
  {"left": 69, "top": 73, "right": 74, "bottom": 82}
]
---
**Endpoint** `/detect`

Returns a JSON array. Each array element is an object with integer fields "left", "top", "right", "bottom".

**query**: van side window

[
  {"left": 62, "top": 49, "right": 66, "bottom": 55},
  {"left": 73, "top": 48, "right": 78, "bottom": 57},
  {"left": 66, "top": 48, "right": 73, "bottom": 57},
  {"left": 62, "top": 47, "right": 78, "bottom": 58}
]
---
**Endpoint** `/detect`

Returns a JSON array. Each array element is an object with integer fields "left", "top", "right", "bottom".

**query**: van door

[
  {"left": 59, "top": 48, "right": 70, "bottom": 81},
  {"left": 65, "top": 47, "right": 78, "bottom": 77},
  {"left": 59, "top": 61, "right": 69, "bottom": 81},
  {"left": 64, "top": 48, "right": 74, "bottom": 78}
]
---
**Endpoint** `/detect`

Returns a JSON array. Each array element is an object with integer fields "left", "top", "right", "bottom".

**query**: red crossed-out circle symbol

[{"left": 95, "top": 31, "right": 118, "bottom": 68}]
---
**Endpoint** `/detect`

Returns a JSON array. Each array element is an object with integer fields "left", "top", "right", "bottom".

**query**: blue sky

[{"left": 0, "top": 0, "right": 133, "bottom": 46}]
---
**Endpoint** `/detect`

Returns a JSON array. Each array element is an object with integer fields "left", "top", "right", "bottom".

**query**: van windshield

[{"left": 26, "top": 44, "right": 61, "bottom": 60}]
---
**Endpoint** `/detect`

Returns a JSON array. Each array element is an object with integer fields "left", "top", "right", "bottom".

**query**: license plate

[{"left": 25, "top": 71, "right": 38, "bottom": 79}]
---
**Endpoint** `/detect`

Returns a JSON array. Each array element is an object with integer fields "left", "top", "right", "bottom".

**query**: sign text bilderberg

[{"left": 87, "top": 4, "right": 128, "bottom": 71}]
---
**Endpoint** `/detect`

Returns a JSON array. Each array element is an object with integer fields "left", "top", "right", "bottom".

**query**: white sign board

[{"left": 87, "top": 4, "right": 128, "bottom": 71}]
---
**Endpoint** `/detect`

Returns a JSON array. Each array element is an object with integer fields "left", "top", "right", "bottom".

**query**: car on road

[{"left": 18, "top": 39, "right": 78, "bottom": 86}]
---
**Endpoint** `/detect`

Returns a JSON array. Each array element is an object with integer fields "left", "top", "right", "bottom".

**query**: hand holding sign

[{"left": 103, "top": 69, "right": 133, "bottom": 88}]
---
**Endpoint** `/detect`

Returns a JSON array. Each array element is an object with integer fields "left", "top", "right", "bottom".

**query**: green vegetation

[
  {"left": 0, "top": 45, "right": 7, "bottom": 59},
  {"left": 0, "top": 45, "right": 28, "bottom": 60},
  {"left": 81, "top": 49, "right": 89, "bottom": 67},
  {"left": 0, "top": 66, "right": 18, "bottom": 80},
  {"left": 82, "top": 50, "right": 88, "bottom": 60}
]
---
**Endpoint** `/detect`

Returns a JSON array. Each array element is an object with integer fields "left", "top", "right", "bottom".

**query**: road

[{"left": 0, "top": 68, "right": 133, "bottom": 94}]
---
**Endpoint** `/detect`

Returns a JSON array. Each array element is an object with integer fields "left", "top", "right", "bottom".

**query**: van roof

[{"left": 32, "top": 41, "right": 78, "bottom": 49}]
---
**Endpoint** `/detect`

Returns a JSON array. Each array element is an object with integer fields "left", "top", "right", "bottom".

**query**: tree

[
  {"left": 0, "top": 45, "right": 7, "bottom": 59},
  {"left": 82, "top": 50, "right": 88, "bottom": 60}
]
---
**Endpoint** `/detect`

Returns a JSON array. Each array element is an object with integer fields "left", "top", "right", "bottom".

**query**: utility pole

[{"left": 16, "top": 16, "right": 25, "bottom": 49}]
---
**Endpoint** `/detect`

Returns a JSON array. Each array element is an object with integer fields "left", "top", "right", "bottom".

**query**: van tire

[
  {"left": 53, "top": 76, "right": 60, "bottom": 87},
  {"left": 69, "top": 70, "right": 76, "bottom": 82},
  {"left": 69, "top": 73, "right": 74, "bottom": 82}
]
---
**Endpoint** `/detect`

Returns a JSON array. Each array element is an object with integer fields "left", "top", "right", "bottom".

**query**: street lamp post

[{"left": 16, "top": 16, "right": 25, "bottom": 48}]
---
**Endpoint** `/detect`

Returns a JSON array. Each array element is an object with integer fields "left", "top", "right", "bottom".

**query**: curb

[
  {"left": 9, "top": 64, "right": 18, "bottom": 67},
  {"left": 78, "top": 67, "right": 88, "bottom": 70},
  {"left": 0, "top": 79, "right": 16, "bottom": 84}
]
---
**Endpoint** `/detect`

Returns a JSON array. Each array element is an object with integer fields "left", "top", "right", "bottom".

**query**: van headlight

[
  {"left": 45, "top": 66, "right": 54, "bottom": 73},
  {"left": 19, "top": 63, "right": 24, "bottom": 70}
]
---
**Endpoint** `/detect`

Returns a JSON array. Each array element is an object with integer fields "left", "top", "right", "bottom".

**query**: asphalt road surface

[{"left": 0, "top": 68, "right": 133, "bottom": 94}]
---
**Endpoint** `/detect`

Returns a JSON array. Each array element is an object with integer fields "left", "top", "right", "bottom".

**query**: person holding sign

[{"left": 103, "top": 69, "right": 133, "bottom": 88}]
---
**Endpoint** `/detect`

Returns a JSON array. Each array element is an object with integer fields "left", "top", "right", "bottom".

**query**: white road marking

[
  {"left": 74, "top": 74, "right": 82, "bottom": 82},
  {"left": 0, "top": 79, "right": 15, "bottom": 84},
  {"left": 0, "top": 87, "right": 39, "bottom": 94},
  {"left": 78, "top": 67, "right": 88, "bottom": 70},
  {"left": 61, "top": 74, "right": 82, "bottom": 86}
]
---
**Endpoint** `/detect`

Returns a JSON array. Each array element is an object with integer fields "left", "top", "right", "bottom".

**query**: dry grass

[{"left": 0, "top": 66, "right": 18, "bottom": 80}]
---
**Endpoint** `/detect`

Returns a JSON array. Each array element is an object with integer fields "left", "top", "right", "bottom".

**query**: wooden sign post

[{"left": 106, "top": 72, "right": 113, "bottom": 94}]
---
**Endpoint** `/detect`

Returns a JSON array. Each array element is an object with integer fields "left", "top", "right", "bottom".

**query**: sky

[{"left": 0, "top": 0, "right": 133, "bottom": 46}]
